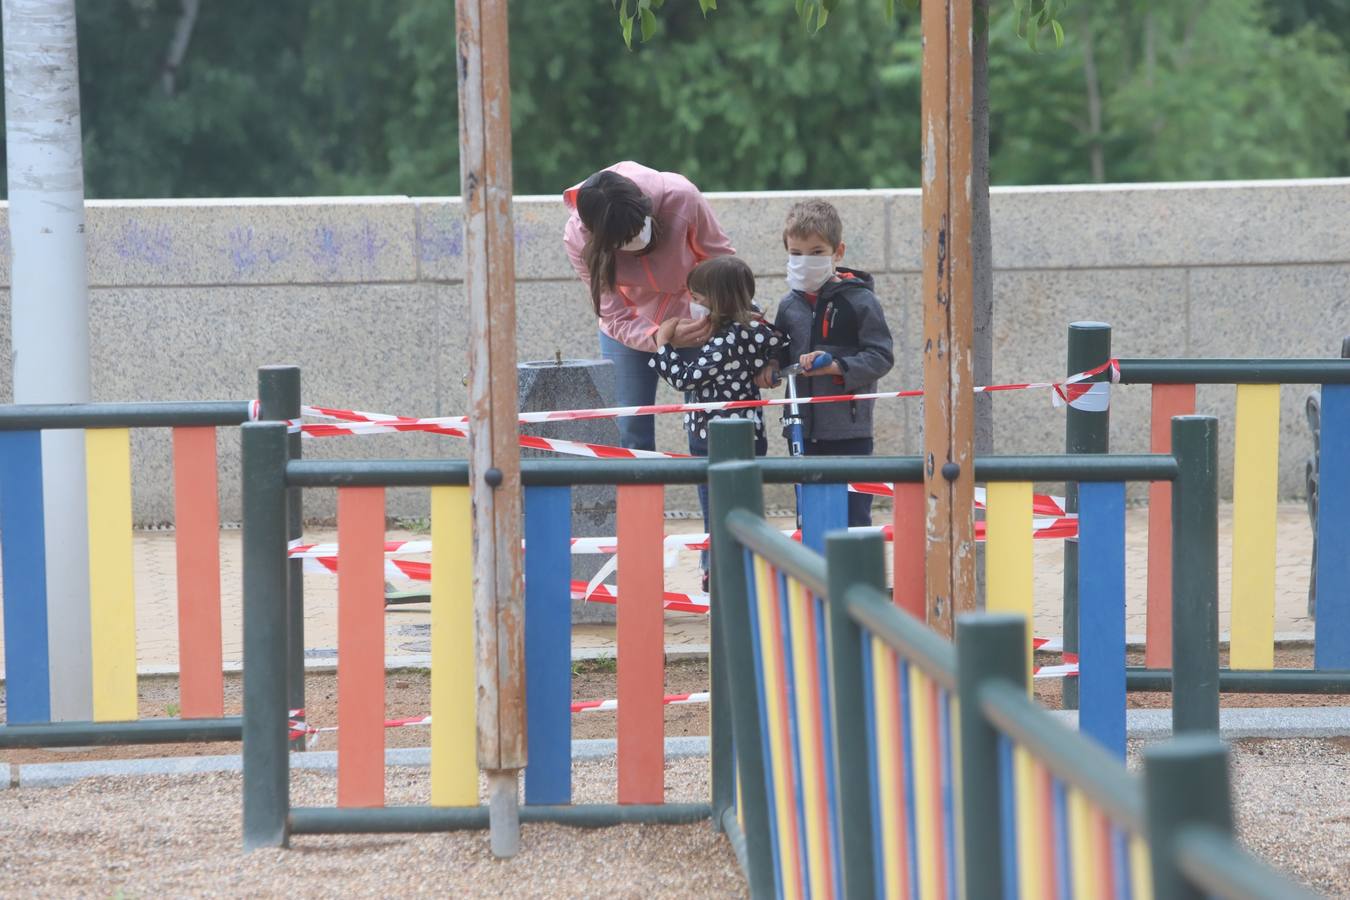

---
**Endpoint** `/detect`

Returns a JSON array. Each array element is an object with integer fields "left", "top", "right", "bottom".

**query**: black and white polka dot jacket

[{"left": 649, "top": 318, "right": 786, "bottom": 442}]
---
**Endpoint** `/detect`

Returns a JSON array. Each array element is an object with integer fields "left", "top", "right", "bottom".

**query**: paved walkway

[{"left": 0, "top": 503, "right": 1317, "bottom": 673}]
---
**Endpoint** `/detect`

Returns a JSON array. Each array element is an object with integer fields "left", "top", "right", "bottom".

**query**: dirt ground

[
  {"left": 0, "top": 658, "right": 711, "bottom": 766},
  {"left": 0, "top": 741, "right": 1345, "bottom": 898}
]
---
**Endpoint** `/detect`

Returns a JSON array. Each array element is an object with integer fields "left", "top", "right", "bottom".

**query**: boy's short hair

[{"left": 783, "top": 199, "right": 843, "bottom": 249}]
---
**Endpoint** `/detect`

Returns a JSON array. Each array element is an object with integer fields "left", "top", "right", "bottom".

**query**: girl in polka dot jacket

[
  {"left": 651, "top": 255, "right": 785, "bottom": 588},
  {"left": 650, "top": 255, "right": 786, "bottom": 457}
]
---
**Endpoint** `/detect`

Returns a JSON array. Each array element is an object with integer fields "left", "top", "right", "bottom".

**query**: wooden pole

[
  {"left": 921, "top": 0, "right": 977, "bottom": 637},
  {"left": 455, "top": 0, "right": 525, "bottom": 858}
]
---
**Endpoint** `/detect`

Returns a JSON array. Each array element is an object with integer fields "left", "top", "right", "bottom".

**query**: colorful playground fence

[
  {"left": 1060, "top": 323, "right": 1350, "bottom": 701},
  {"left": 241, "top": 409, "right": 1238, "bottom": 863},
  {"left": 0, "top": 366, "right": 297, "bottom": 749},
  {"left": 707, "top": 440, "right": 1313, "bottom": 899}
]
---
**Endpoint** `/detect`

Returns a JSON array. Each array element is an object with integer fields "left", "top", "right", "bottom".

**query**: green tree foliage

[
  {"left": 989, "top": 0, "right": 1350, "bottom": 183},
  {"left": 0, "top": 0, "right": 1343, "bottom": 198}
]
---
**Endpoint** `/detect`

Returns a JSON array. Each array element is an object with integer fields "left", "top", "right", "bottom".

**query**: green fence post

[
  {"left": 825, "top": 532, "right": 886, "bottom": 900},
  {"left": 708, "top": 419, "right": 755, "bottom": 831},
  {"left": 709, "top": 458, "right": 775, "bottom": 897},
  {"left": 1143, "top": 736, "right": 1232, "bottom": 900},
  {"left": 1171, "top": 416, "right": 1220, "bottom": 733},
  {"left": 1063, "top": 321, "right": 1112, "bottom": 711},
  {"left": 956, "top": 613, "right": 1029, "bottom": 900},
  {"left": 258, "top": 365, "right": 305, "bottom": 750},
  {"left": 241, "top": 422, "right": 291, "bottom": 850}
]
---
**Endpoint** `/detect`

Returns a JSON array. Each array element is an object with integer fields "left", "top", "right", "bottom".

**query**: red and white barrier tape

[
  {"left": 300, "top": 553, "right": 712, "bottom": 612},
  {"left": 287, "top": 660, "right": 1080, "bottom": 743},
  {"left": 299, "top": 360, "right": 1119, "bottom": 431},
  {"left": 289, "top": 513, "right": 1077, "bottom": 581}
]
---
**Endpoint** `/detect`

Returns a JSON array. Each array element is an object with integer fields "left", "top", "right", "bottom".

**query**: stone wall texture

[{"left": 2, "top": 179, "right": 1345, "bottom": 522}]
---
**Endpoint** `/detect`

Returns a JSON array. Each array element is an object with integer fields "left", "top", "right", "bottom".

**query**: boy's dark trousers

[{"left": 804, "top": 436, "right": 874, "bottom": 527}]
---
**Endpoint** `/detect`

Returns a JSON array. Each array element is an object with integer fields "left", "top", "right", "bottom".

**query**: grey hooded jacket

[{"left": 771, "top": 267, "right": 895, "bottom": 443}]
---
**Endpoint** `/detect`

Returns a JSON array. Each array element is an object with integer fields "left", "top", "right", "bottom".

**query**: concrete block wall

[{"left": 0, "top": 178, "right": 1344, "bottom": 522}]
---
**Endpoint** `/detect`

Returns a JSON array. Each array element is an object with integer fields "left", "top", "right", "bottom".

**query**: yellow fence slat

[
  {"left": 430, "top": 486, "right": 478, "bottom": 805},
  {"left": 86, "top": 428, "right": 138, "bottom": 722},
  {"left": 1230, "top": 384, "right": 1280, "bottom": 669},
  {"left": 985, "top": 482, "right": 1035, "bottom": 687}
]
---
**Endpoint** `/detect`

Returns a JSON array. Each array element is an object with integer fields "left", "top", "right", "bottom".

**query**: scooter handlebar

[{"left": 779, "top": 351, "right": 834, "bottom": 379}]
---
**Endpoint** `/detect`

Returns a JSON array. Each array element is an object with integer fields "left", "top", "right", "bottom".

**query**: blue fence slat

[
  {"left": 1315, "top": 384, "right": 1350, "bottom": 668},
  {"left": 524, "top": 486, "right": 572, "bottom": 805},
  {"left": 1077, "top": 481, "right": 1127, "bottom": 758},
  {"left": 801, "top": 483, "right": 848, "bottom": 555},
  {"left": 0, "top": 430, "right": 51, "bottom": 724}
]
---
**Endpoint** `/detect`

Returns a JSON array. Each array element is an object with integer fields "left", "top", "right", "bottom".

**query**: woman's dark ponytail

[{"left": 575, "top": 171, "right": 655, "bottom": 317}]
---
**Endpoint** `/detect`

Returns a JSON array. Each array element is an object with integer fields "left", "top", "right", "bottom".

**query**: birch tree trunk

[{"left": 2, "top": 0, "right": 93, "bottom": 721}]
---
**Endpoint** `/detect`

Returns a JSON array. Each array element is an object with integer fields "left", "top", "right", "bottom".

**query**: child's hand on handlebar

[
  {"left": 754, "top": 362, "right": 781, "bottom": 389},
  {"left": 799, "top": 351, "right": 841, "bottom": 377}
]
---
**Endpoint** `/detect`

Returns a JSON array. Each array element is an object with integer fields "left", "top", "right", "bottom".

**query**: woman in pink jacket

[{"left": 563, "top": 161, "right": 735, "bottom": 450}]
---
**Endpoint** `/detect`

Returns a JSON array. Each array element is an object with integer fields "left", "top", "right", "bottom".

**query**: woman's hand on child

[
  {"left": 669, "top": 316, "right": 714, "bottom": 348},
  {"left": 655, "top": 317, "right": 682, "bottom": 347},
  {"left": 800, "top": 351, "right": 842, "bottom": 377}
]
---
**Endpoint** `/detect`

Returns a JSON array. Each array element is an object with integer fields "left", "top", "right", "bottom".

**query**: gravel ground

[
  {"left": 1227, "top": 738, "right": 1350, "bottom": 898},
  {"left": 0, "top": 757, "right": 744, "bottom": 899},
  {"left": 1, "top": 738, "right": 1345, "bottom": 897},
  {"left": 1121, "top": 737, "right": 1350, "bottom": 898}
]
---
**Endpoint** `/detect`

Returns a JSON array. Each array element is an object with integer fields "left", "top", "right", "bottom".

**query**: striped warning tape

[{"left": 299, "top": 359, "right": 1119, "bottom": 432}]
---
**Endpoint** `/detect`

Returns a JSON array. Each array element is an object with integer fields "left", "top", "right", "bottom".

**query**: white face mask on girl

[
  {"left": 786, "top": 254, "right": 834, "bottom": 293},
  {"left": 621, "top": 216, "right": 653, "bottom": 252}
]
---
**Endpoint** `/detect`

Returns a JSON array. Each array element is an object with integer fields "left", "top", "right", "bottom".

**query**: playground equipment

[
  {"left": 1059, "top": 323, "right": 1350, "bottom": 702},
  {"left": 0, "top": 366, "right": 298, "bottom": 749},
  {"left": 234, "top": 405, "right": 1308, "bottom": 894},
  {"left": 706, "top": 432, "right": 1311, "bottom": 899}
]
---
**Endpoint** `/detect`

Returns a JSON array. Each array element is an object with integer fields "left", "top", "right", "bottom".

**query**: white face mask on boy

[
  {"left": 621, "top": 216, "right": 653, "bottom": 252},
  {"left": 786, "top": 254, "right": 834, "bottom": 293}
]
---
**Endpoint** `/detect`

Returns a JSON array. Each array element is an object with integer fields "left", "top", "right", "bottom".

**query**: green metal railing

[
  {"left": 0, "top": 365, "right": 299, "bottom": 750},
  {"left": 1062, "top": 322, "right": 1350, "bottom": 705},
  {"left": 706, "top": 426, "right": 1316, "bottom": 898}
]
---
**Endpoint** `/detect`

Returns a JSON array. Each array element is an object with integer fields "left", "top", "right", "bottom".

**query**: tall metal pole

[
  {"left": 921, "top": 0, "right": 977, "bottom": 637},
  {"left": 455, "top": 0, "right": 525, "bottom": 858},
  {"left": 3, "top": 0, "right": 93, "bottom": 721},
  {"left": 1062, "top": 322, "right": 1112, "bottom": 710}
]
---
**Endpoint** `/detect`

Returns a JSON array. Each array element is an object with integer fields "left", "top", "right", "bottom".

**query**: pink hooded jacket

[{"left": 563, "top": 161, "right": 735, "bottom": 352}]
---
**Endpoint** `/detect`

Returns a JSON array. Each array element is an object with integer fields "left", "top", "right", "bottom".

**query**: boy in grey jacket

[{"left": 758, "top": 199, "right": 895, "bottom": 526}]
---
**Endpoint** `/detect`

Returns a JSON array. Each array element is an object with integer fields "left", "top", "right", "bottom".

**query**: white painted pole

[{"left": 3, "top": 0, "right": 93, "bottom": 721}]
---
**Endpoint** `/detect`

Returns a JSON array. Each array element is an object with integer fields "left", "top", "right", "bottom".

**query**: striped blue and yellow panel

[
  {"left": 744, "top": 548, "right": 796, "bottom": 897},
  {"left": 1000, "top": 738, "right": 1153, "bottom": 900},
  {"left": 749, "top": 549, "right": 853, "bottom": 897},
  {"left": 864, "top": 637, "right": 910, "bottom": 898},
  {"left": 0, "top": 431, "right": 51, "bottom": 724},
  {"left": 864, "top": 636, "right": 960, "bottom": 900},
  {"left": 780, "top": 569, "right": 839, "bottom": 898}
]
